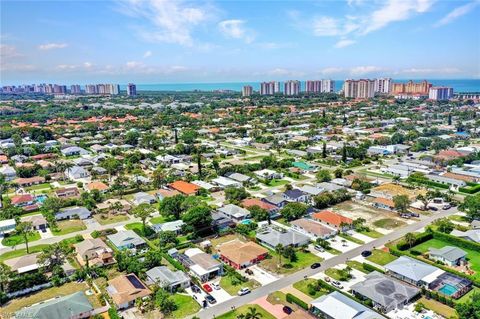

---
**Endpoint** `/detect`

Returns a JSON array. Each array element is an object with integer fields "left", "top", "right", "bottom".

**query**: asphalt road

[{"left": 192, "top": 207, "right": 458, "bottom": 319}]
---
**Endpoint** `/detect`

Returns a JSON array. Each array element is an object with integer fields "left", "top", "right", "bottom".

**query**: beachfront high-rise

[
  {"left": 374, "top": 78, "right": 392, "bottom": 94},
  {"left": 344, "top": 79, "right": 375, "bottom": 98},
  {"left": 70, "top": 85, "right": 81, "bottom": 94},
  {"left": 429, "top": 87, "right": 453, "bottom": 100},
  {"left": 284, "top": 80, "right": 301, "bottom": 96},
  {"left": 305, "top": 80, "right": 335, "bottom": 93},
  {"left": 242, "top": 85, "right": 253, "bottom": 97},
  {"left": 260, "top": 81, "right": 280, "bottom": 95},
  {"left": 127, "top": 83, "right": 137, "bottom": 97}
]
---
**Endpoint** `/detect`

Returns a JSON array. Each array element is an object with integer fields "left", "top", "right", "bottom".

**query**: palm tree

[
  {"left": 133, "top": 203, "right": 155, "bottom": 233},
  {"left": 15, "top": 221, "right": 35, "bottom": 254},
  {"left": 245, "top": 307, "right": 263, "bottom": 319},
  {"left": 61, "top": 161, "right": 74, "bottom": 181},
  {"left": 405, "top": 232, "right": 416, "bottom": 249},
  {"left": 275, "top": 244, "right": 284, "bottom": 267}
]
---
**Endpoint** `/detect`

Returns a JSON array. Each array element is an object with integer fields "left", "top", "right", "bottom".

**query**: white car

[
  {"left": 332, "top": 281, "right": 343, "bottom": 289},
  {"left": 211, "top": 282, "right": 221, "bottom": 290},
  {"left": 238, "top": 288, "right": 251, "bottom": 296}
]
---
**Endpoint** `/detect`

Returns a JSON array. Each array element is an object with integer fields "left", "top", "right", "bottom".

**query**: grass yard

[
  {"left": 346, "top": 260, "right": 371, "bottom": 274},
  {"left": 366, "top": 249, "right": 398, "bottom": 266},
  {"left": 219, "top": 275, "right": 259, "bottom": 296},
  {"left": 260, "top": 250, "right": 322, "bottom": 274},
  {"left": 52, "top": 219, "right": 86, "bottom": 236},
  {"left": 0, "top": 244, "right": 49, "bottom": 262},
  {"left": 326, "top": 247, "right": 342, "bottom": 255},
  {"left": 264, "top": 179, "right": 289, "bottom": 187},
  {"left": 358, "top": 228, "right": 384, "bottom": 238},
  {"left": 166, "top": 294, "right": 201, "bottom": 319},
  {"left": 217, "top": 304, "right": 276, "bottom": 319},
  {"left": 373, "top": 218, "right": 406, "bottom": 229},
  {"left": 1, "top": 282, "right": 91, "bottom": 314},
  {"left": 417, "top": 297, "right": 458, "bottom": 319},
  {"left": 266, "top": 291, "right": 287, "bottom": 305},
  {"left": 1, "top": 231, "right": 41, "bottom": 246},
  {"left": 150, "top": 215, "right": 168, "bottom": 224},
  {"left": 25, "top": 183, "right": 52, "bottom": 191},
  {"left": 93, "top": 213, "right": 129, "bottom": 225},
  {"left": 411, "top": 238, "right": 480, "bottom": 281},
  {"left": 293, "top": 278, "right": 329, "bottom": 298},
  {"left": 456, "top": 287, "right": 480, "bottom": 304},
  {"left": 338, "top": 233, "right": 365, "bottom": 245},
  {"left": 325, "top": 268, "right": 350, "bottom": 281},
  {"left": 124, "top": 222, "right": 154, "bottom": 237}
]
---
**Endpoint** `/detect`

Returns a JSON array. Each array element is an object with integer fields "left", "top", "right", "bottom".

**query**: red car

[{"left": 203, "top": 284, "right": 213, "bottom": 293}]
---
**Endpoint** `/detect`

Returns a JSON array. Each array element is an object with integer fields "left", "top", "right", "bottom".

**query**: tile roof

[
  {"left": 168, "top": 180, "right": 200, "bottom": 195},
  {"left": 312, "top": 210, "right": 353, "bottom": 226}
]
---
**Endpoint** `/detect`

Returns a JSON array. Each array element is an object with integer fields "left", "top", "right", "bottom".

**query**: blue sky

[{"left": 1, "top": 0, "right": 479, "bottom": 84}]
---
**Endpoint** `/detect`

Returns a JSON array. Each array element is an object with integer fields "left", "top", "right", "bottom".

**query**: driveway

[
  {"left": 328, "top": 236, "right": 360, "bottom": 252},
  {"left": 253, "top": 296, "right": 287, "bottom": 319},
  {"left": 206, "top": 282, "right": 233, "bottom": 304},
  {"left": 39, "top": 228, "right": 53, "bottom": 239},
  {"left": 242, "top": 265, "right": 279, "bottom": 285}
]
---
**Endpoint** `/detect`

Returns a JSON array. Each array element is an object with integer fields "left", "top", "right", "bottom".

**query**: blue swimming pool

[
  {"left": 36, "top": 194, "right": 48, "bottom": 203},
  {"left": 439, "top": 283, "right": 458, "bottom": 296}
]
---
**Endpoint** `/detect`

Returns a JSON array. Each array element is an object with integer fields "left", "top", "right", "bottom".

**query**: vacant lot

[
  {"left": 217, "top": 304, "right": 276, "bottom": 319},
  {"left": 260, "top": 250, "right": 322, "bottom": 275},
  {"left": 331, "top": 201, "right": 407, "bottom": 232},
  {"left": 167, "top": 294, "right": 201, "bottom": 318},
  {"left": 52, "top": 219, "right": 86, "bottom": 235},
  {"left": 93, "top": 213, "right": 129, "bottom": 225}
]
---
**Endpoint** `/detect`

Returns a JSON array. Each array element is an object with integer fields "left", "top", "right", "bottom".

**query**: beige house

[{"left": 74, "top": 238, "right": 115, "bottom": 267}]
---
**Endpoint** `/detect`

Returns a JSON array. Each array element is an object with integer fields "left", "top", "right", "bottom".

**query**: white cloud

[
  {"left": 218, "top": 19, "right": 254, "bottom": 43},
  {"left": 313, "top": 17, "right": 342, "bottom": 36},
  {"left": 334, "top": 39, "right": 356, "bottom": 48},
  {"left": 435, "top": 0, "right": 479, "bottom": 27},
  {"left": 0, "top": 44, "right": 22, "bottom": 58},
  {"left": 319, "top": 67, "right": 344, "bottom": 75},
  {"left": 350, "top": 65, "right": 385, "bottom": 76},
  {"left": 38, "top": 42, "right": 68, "bottom": 50},
  {"left": 143, "top": 50, "right": 152, "bottom": 58},
  {"left": 397, "top": 67, "right": 461, "bottom": 75},
  {"left": 120, "top": 0, "right": 212, "bottom": 46},
  {"left": 362, "top": 0, "right": 434, "bottom": 35}
]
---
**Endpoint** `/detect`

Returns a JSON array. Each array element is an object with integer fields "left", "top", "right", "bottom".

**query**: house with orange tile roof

[
  {"left": 168, "top": 180, "right": 200, "bottom": 196},
  {"left": 312, "top": 210, "right": 353, "bottom": 230},
  {"left": 241, "top": 198, "right": 279, "bottom": 214},
  {"left": 373, "top": 197, "right": 395, "bottom": 211},
  {"left": 0, "top": 155, "right": 8, "bottom": 164},
  {"left": 85, "top": 181, "right": 109, "bottom": 193}
]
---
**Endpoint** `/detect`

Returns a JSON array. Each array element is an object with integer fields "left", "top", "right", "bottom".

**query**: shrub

[
  {"left": 362, "top": 262, "right": 385, "bottom": 274},
  {"left": 286, "top": 293, "right": 308, "bottom": 310}
]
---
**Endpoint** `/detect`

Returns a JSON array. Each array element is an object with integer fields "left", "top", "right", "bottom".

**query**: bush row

[
  {"left": 459, "top": 184, "right": 480, "bottom": 194},
  {"left": 396, "top": 232, "right": 433, "bottom": 251},
  {"left": 286, "top": 293, "right": 309, "bottom": 310},
  {"left": 362, "top": 262, "right": 385, "bottom": 274}
]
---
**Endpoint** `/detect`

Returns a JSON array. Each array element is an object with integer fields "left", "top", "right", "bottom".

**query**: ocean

[{"left": 121, "top": 79, "right": 480, "bottom": 93}]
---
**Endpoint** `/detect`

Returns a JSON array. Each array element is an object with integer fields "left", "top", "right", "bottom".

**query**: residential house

[
  {"left": 75, "top": 238, "right": 115, "bottom": 267},
  {"left": 310, "top": 291, "right": 384, "bottom": 319},
  {"left": 0, "top": 219, "right": 16, "bottom": 235},
  {"left": 11, "top": 194, "right": 35, "bottom": 207},
  {"left": 373, "top": 197, "right": 395, "bottom": 211},
  {"left": 107, "top": 230, "right": 147, "bottom": 252},
  {"left": 155, "top": 189, "right": 181, "bottom": 201},
  {"left": 351, "top": 271, "right": 420, "bottom": 313},
  {"left": 4, "top": 253, "right": 42, "bottom": 274},
  {"left": 428, "top": 246, "right": 467, "bottom": 266},
  {"left": 132, "top": 192, "right": 157, "bottom": 205},
  {"left": 61, "top": 146, "right": 89, "bottom": 156},
  {"left": 15, "top": 291, "right": 94, "bottom": 319},
  {"left": 107, "top": 273, "right": 152, "bottom": 310},
  {"left": 254, "top": 169, "right": 283, "bottom": 180},
  {"left": 218, "top": 239, "right": 269, "bottom": 269},
  {"left": 290, "top": 218, "right": 337, "bottom": 240},
  {"left": 151, "top": 220, "right": 185, "bottom": 234},
  {"left": 181, "top": 248, "right": 223, "bottom": 282},
  {"left": 145, "top": 266, "right": 190, "bottom": 292},
  {"left": 256, "top": 226, "right": 310, "bottom": 249},
  {"left": 262, "top": 194, "right": 289, "bottom": 209},
  {"left": 14, "top": 176, "right": 45, "bottom": 187},
  {"left": 212, "top": 211, "right": 236, "bottom": 231},
  {"left": 85, "top": 181, "right": 109, "bottom": 193},
  {"left": 56, "top": 206, "right": 91, "bottom": 220},
  {"left": 55, "top": 187, "right": 80, "bottom": 199},
  {"left": 241, "top": 198, "right": 280, "bottom": 216},
  {"left": 226, "top": 172, "right": 256, "bottom": 184},
  {"left": 168, "top": 180, "right": 200, "bottom": 196},
  {"left": 217, "top": 204, "right": 250, "bottom": 223},
  {"left": 0, "top": 165, "right": 16, "bottom": 181},
  {"left": 450, "top": 229, "right": 480, "bottom": 243},
  {"left": 21, "top": 214, "right": 47, "bottom": 231},
  {"left": 312, "top": 210, "right": 353, "bottom": 231},
  {"left": 212, "top": 176, "right": 242, "bottom": 188},
  {"left": 283, "top": 189, "right": 310, "bottom": 203},
  {"left": 65, "top": 166, "right": 90, "bottom": 180}
]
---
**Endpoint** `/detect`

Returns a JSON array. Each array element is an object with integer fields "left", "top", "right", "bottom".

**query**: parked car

[
  {"left": 282, "top": 306, "right": 293, "bottom": 314},
  {"left": 205, "top": 295, "right": 217, "bottom": 304},
  {"left": 332, "top": 280, "right": 343, "bottom": 289},
  {"left": 310, "top": 263, "right": 321, "bottom": 269},
  {"left": 238, "top": 288, "right": 251, "bottom": 296},
  {"left": 192, "top": 285, "right": 201, "bottom": 293},
  {"left": 443, "top": 204, "right": 451, "bottom": 210},
  {"left": 245, "top": 268, "right": 254, "bottom": 275},
  {"left": 361, "top": 250, "right": 372, "bottom": 257},
  {"left": 314, "top": 245, "right": 325, "bottom": 252},
  {"left": 211, "top": 282, "right": 221, "bottom": 290},
  {"left": 203, "top": 284, "right": 213, "bottom": 293},
  {"left": 428, "top": 206, "right": 438, "bottom": 211}
]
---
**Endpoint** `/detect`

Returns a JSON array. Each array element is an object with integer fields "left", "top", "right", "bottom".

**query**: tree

[
  {"left": 247, "top": 205, "right": 269, "bottom": 222},
  {"left": 456, "top": 292, "right": 480, "bottom": 319},
  {"left": 416, "top": 194, "right": 429, "bottom": 211},
  {"left": 333, "top": 168, "right": 343, "bottom": 178},
  {"left": 316, "top": 169, "right": 332, "bottom": 182},
  {"left": 404, "top": 232, "right": 416, "bottom": 249},
  {"left": 152, "top": 167, "right": 166, "bottom": 188},
  {"left": 341, "top": 143, "right": 347, "bottom": 163},
  {"left": 132, "top": 203, "right": 155, "bottom": 232},
  {"left": 15, "top": 221, "right": 34, "bottom": 253},
  {"left": 38, "top": 243, "right": 70, "bottom": 271},
  {"left": 282, "top": 246, "right": 297, "bottom": 262},
  {"left": 196, "top": 152, "right": 203, "bottom": 178},
  {"left": 275, "top": 244, "right": 284, "bottom": 266},
  {"left": 158, "top": 231, "right": 179, "bottom": 247},
  {"left": 158, "top": 194, "right": 186, "bottom": 220},
  {"left": 434, "top": 218, "right": 454, "bottom": 233},
  {"left": 155, "top": 289, "right": 177, "bottom": 314},
  {"left": 280, "top": 202, "right": 307, "bottom": 221},
  {"left": 393, "top": 195, "right": 410, "bottom": 214},
  {"left": 352, "top": 218, "right": 367, "bottom": 231},
  {"left": 322, "top": 141, "right": 327, "bottom": 158},
  {"left": 101, "top": 157, "right": 122, "bottom": 181},
  {"left": 315, "top": 238, "right": 330, "bottom": 250},
  {"left": 245, "top": 306, "right": 263, "bottom": 319},
  {"left": 460, "top": 193, "right": 480, "bottom": 221},
  {"left": 225, "top": 187, "right": 249, "bottom": 202},
  {"left": 182, "top": 205, "right": 213, "bottom": 236},
  {"left": 0, "top": 262, "right": 12, "bottom": 292}
]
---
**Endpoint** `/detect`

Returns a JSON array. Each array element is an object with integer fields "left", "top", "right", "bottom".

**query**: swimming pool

[
  {"left": 36, "top": 195, "right": 48, "bottom": 203},
  {"left": 439, "top": 283, "right": 458, "bottom": 296}
]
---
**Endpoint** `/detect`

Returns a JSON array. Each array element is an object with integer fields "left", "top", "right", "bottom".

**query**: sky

[{"left": 1, "top": 0, "right": 480, "bottom": 84}]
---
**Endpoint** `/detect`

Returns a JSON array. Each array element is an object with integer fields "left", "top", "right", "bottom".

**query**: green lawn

[
  {"left": 260, "top": 250, "right": 322, "bottom": 274},
  {"left": 217, "top": 305, "right": 276, "bottom": 319},
  {"left": 264, "top": 179, "right": 289, "bottom": 187},
  {"left": 52, "top": 219, "right": 86, "bottom": 236},
  {"left": 373, "top": 218, "right": 406, "bottom": 230},
  {"left": 93, "top": 214, "right": 129, "bottom": 225},
  {"left": 325, "top": 268, "right": 351, "bottom": 281},
  {"left": 293, "top": 278, "right": 329, "bottom": 298},
  {"left": 411, "top": 238, "right": 480, "bottom": 281},
  {"left": 417, "top": 297, "right": 458, "bottom": 319},
  {"left": 220, "top": 275, "right": 259, "bottom": 296},
  {"left": 150, "top": 215, "right": 168, "bottom": 224},
  {"left": 1, "top": 231, "right": 41, "bottom": 246},
  {"left": 0, "top": 244, "right": 50, "bottom": 262},
  {"left": 366, "top": 249, "right": 398, "bottom": 266},
  {"left": 456, "top": 287, "right": 480, "bottom": 304},
  {"left": 266, "top": 291, "right": 287, "bottom": 305},
  {"left": 346, "top": 260, "right": 371, "bottom": 274},
  {"left": 124, "top": 222, "right": 154, "bottom": 237},
  {"left": 358, "top": 228, "right": 384, "bottom": 238},
  {"left": 326, "top": 247, "right": 342, "bottom": 255},
  {"left": 25, "top": 183, "right": 52, "bottom": 191},
  {"left": 166, "top": 294, "right": 201, "bottom": 319},
  {"left": 338, "top": 233, "right": 365, "bottom": 245}
]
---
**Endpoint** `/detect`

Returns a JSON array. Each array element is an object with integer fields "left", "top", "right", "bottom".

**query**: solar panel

[{"left": 127, "top": 275, "right": 146, "bottom": 289}]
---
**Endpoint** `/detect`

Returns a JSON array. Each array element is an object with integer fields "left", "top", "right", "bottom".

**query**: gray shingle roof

[
  {"left": 15, "top": 292, "right": 93, "bottom": 319},
  {"left": 429, "top": 246, "right": 467, "bottom": 262}
]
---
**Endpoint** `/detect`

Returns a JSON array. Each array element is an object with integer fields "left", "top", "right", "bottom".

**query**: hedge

[
  {"left": 459, "top": 184, "right": 480, "bottom": 194},
  {"left": 286, "top": 293, "right": 309, "bottom": 310},
  {"left": 432, "top": 230, "right": 480, "bottom": 254},
  {"left": 396, "top": 232, "right": 433, "bottom": 251},
  {"left": 407, "top": 176, "right": 449, "bottom": 189},
  {"left": 362, "top": 262, "right": 385, "bottom": 274},
  {"left": 163, "top": 253, "right": 187, "bottom": 272}
]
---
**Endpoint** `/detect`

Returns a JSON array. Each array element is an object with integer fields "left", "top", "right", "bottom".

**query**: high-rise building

[
  {"left": 344, "top": 79, "right": 375, "bottom": 98},
  {"left": 284, "top": 80, "right": 300, "bottom": 96},
  {"left": 85, "top": 84, "right": 97, "bottom": 94},
  {"left": 429, "top": 87, "right": 453, "bottom": 100},
  {"left": 260, "top": 81, "right": 278, "bottom": 95},
  {"left": 321, "top": 79, "right": 335, "bottom": 93},
  {"left": 374, "top": 78, "right": 392, "bottom": 94},
  {"left": 242, "top": 85, "right": 252, "bottom": 97},
  {"left": 391, "top": 80, "right": 431, "bottom": 95},
  {"left": 70, "top": 85, "right": 81, "bottom": 94},
  {"left": 305, "top": 80, "right": 322, "bottom": 93},
  {"left": 127, "top": 83, "right": 137, "bottom": 96}
]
